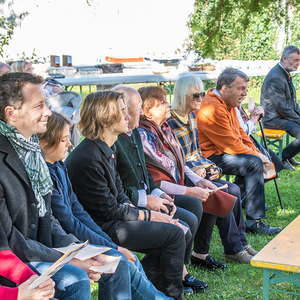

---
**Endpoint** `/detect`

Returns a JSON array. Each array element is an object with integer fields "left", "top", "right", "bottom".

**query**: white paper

[
  {"left": 54, "top": 244, "right": 111, "bottom": 261},
  {"left": 89, "top": 254, "right": 121, "bottom": 274},
  {"left": 177, "top": 223, "right": 189, "bottom": 234},
  {"left": 248, "top": 97, "right": 255, "bottom": 112},
  {"left": 29, "top": 241, "right": 89, "bottom": 290},
  {"left": 263, "top": 162, "right": 276, "bottom": 179},
  {"left": 206, "top": 184, "right": 228, "bottom": 194}
]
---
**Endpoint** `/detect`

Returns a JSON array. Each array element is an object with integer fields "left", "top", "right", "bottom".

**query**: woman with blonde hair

[{"left": 11, "top": 60, "right": 33, "bottom": 73}]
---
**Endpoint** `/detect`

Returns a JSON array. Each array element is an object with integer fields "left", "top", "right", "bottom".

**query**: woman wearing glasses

[{"left": 166, "top": 75, "right": 258, "bottom": 264}]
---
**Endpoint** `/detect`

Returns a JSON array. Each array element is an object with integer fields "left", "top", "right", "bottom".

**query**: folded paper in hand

[
  {"left": 90, "top": 254, "right": 121, "bottom": 273},
  {"left": 206, "top": 184, "right": 228, "bottom": 194},
  {"left": 54, "top": 243, "right": 111, "bottom": 260},
  {"left": 28, "top": 241, "right": 121, "bottom": 290},
  {"left": 28, "top": 240, "right": 89, "bottom": 290}
]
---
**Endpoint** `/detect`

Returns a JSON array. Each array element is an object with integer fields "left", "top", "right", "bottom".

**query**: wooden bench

[
  {"left": 251, "top": 215, "right": 300, "bottom": 299},
  {"left": 256, "top": 129, "right": 289, "bottom": 160}
]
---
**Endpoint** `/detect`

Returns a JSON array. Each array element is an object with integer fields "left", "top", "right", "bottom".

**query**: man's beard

[{"left": 285, "top": 66, "right": 297, "bottom": 72}]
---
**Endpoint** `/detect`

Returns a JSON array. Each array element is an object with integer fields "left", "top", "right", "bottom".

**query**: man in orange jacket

[{"left": 196, "top": 68, "right": 281, "bottom": 235}]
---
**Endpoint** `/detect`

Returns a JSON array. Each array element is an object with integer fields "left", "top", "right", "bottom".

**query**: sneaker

[
  {"left": 282, "top": 158, "right": 295, "bottom": 171},
  {"left": 224, "top": 249, "right": 253, "bottom": 264},
  {"left": 245, "top": 220, "right": 281, "bottom": 235},
  {"left": 244, "top": 244, "right": 259, "bottom": 256}
]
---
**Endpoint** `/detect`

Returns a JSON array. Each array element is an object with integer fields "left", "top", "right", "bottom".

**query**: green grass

[
  {"left": 91, "top": 162, "right": 300, "bottom": 299},
  {"left": 71, "top": 85, "right": 300, "bottom": 299},
  {"left": 91, "top": 153, "right": 300, "bottom": 299}
]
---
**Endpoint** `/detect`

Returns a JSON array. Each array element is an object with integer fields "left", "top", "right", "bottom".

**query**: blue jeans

[
  {"left": 100, "top": 249, "right": 172, "bottom": 300},
  {"left": 130, "top": 253, "right": 173, "bottom": 300},
  {"left": 209, "top": 153, "right": 265, "bottom": 220},
  {"left": 29, "top": 262, "right": 91, "bottom": 300}
]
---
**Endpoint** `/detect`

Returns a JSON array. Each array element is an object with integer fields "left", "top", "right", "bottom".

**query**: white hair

[
  {"left": 172, "top": 75, "right": 204, "bottom": 111},
  {"left": 112, "top": 85, "right": 138, "bottom": 108}
]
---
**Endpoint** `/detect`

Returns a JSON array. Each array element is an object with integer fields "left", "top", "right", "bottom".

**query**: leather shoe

[
  {"left": 190, "top": 254, "right": 227, "bottom": 270},
  {"left": 182, "top": 273, "right": 209, "bottom": 293},
  {"left": 244, "top": 244, "right": 259, "bottom": 256},
  {"left": 245, "top": 220, "right": 281, "bottom": 235},
  {"left": 182, "top": 286, "right": 193, "bottom": 295},
  {"left": 224, "top": 249, "right": 253, "bottom": 264},
  {"left": 282, "top": 158, "right": 295, "bottom": 171},
  {"left": 288, "top": 157, "right": 300, "bottom": 165}
]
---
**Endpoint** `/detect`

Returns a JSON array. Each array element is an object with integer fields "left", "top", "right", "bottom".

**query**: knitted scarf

[
  {"left": 139, "top": 119, "right": 185, "bottom": 185},
  {"left": 0, "top": 119, "right": 52, "bottom": 217}
]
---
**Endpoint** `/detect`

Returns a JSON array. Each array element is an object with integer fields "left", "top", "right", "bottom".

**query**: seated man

[
  {"left": 261, "top": 45, "right": 300, "bottom": 170},
  {"left": 0, "top": 72, "right": 102, "bottom": 300},
  {"left": 236, "top": 103, "right": 285, "bottom": 173},
  {"left": 113, "top": 85, "right": 217, "bottom": 291},
  {"left": 197, "top": 68, "right": 281, "bottom": 235}
]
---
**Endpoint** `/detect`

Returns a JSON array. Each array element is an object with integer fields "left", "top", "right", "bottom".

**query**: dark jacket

[
  {"left": 65, "top": 138, "right": 140, "bottom": 234},
  {"left": 261, "top": 63, "right": 300, "bottom": 128},
  {"left": 47, "top": 160, "right": 117, "bottom": 249},
  {"left": 115, "top": 129, "right": 160, "bottom": 206},
  {"left": 0, "top": 133, "right": 77, "bottom": 264}
]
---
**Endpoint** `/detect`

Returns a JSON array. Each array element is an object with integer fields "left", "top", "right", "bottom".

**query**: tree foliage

[
  {"left": 0, "top": 16, "right": 15, "bottom": 58},
  {"left": 187, "top": 0, "right": 300, "bottom": 60}
]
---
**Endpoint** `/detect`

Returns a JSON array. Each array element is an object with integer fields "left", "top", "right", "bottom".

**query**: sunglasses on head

[{"left": 187, "top": 92, "right": 206, "bottom": 101}]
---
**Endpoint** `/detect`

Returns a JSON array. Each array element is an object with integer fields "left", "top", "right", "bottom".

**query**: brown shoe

[
  {"left": 244, "top": 245, "right": 259, "bottom": 256},
  {"left": 224, "top": 249, "right": 253, "bottom": 264}
]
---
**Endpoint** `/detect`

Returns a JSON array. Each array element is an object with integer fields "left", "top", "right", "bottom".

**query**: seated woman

[
  {"left": 236, "top": 103, "right": 286, "bottom": 172},
  {"left": 0, "top": 219, "right": 55, "bottom": 300},
  {"left": 137, "top": 86, "right": 230, "bottom": 267},
  {"left": 165, "top": 76, "right": 258, "bottom": 263},
  {"left": 64, "top": 90, "right": 203, "bottom": 300},
  {"left": 38, "top": 111, "right": 171, "bottom": 300},
  {"left": 11, "top": 61, "right": 33, "bottom": 73}
]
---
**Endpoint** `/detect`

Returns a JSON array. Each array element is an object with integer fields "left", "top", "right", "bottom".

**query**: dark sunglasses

[{"left": 187, "top": 92, "right": 206, "bottom": 101}]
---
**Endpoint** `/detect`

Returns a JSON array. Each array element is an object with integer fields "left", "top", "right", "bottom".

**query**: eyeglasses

[{"left": 186, "top": 92, "right": 205, "bottom": 101}]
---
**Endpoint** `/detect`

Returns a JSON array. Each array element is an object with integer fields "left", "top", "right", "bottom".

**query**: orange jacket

[{"left": 196, "top": 90, "right": 260, "bottom": 158}]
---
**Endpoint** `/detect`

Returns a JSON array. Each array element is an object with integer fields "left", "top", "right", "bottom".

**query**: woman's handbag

[{"left": 202, "top": 190, "right": 237, "bottom": 218}]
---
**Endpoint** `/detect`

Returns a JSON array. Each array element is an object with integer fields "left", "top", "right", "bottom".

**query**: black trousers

[
  {"left": 107, "top": 217, "right": 188, "bottom": 300},
  {"left": 173, "top": 200, "right": 200, "bottom": 264},
  {"left": 277, "top": 121, "right": 300, "bottom": 159}
]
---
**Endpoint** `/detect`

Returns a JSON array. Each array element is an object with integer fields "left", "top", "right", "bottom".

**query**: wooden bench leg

[{"left": 263, "top": 268, "right": 270, "bottom": 300}]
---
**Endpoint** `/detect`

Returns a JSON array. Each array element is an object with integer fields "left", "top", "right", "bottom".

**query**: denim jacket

[{"left": 47, "top": 160, "right": 117, "bottom": 249}]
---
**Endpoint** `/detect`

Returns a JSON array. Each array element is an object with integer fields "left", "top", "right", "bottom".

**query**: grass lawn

[{"left": 70, "top": 84, "right": 300, "bottom": 300}]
